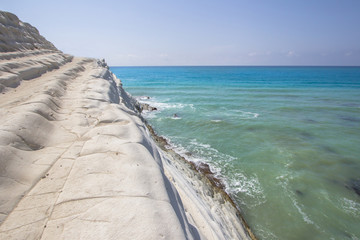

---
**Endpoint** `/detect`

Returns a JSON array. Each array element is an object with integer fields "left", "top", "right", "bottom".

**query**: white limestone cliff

[
  {"left": 0, "top": 10, "right": 253, "bottom": 239},
  {"left": 0, "top": 11, "right": 57, "bottom": 52}
]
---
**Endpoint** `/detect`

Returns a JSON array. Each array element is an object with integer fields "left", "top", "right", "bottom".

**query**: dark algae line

[{"left": 145, "top": 121, "right": 257, "bottom": 240}]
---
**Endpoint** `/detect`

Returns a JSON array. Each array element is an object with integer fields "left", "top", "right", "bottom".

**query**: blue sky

[{"left": 2, "top": 0, "right": 360, "bottom": 66}]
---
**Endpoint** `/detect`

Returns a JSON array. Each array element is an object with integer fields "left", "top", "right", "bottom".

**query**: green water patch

[{"left": 112, "top": 66, "right": 360, "bottom": 240}]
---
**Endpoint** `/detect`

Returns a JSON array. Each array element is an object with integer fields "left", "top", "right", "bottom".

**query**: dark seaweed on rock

[
  {"left": 140, "top": 103, "right": 157, "bottom": 112},
  {"left": 195, "top": 162, "right": 226, "bottom": 189},
  {"left": 295, "top": 190, "right": 304, "bottom": 196},
  {"left": 145, "top": 122, "right": 257, "bottom": 240},
  {"left": 346, "top": 179, "right": 360, "bottom": 196}
]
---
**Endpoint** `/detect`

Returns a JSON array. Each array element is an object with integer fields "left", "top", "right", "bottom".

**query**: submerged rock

[
  {"left": 347, "top": 179, "right": 360, "bottom": 196},
  {"left": 339, "top": 115, "right": 360, "bottom": 123},
  {"left": 140, "top": 103, "right": 157, "bottom": 111},
  {"left": 295, "top": 190, "right": 304, "bottom": 196}
]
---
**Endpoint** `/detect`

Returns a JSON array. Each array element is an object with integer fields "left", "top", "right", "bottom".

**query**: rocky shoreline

[
  {"left": 144, "top": 121, "right": 257, "bottom": 240},
  {"left": 128, "top": 99, "right": 256, "bottom": 239}
]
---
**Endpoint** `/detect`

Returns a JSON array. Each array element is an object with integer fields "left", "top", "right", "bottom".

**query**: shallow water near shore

[{"left": 111, "top": 66, "right": 360, "bottom": 240}]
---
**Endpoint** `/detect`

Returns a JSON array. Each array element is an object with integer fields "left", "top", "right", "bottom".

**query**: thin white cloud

[
  {"left": 286, "top": 51, "right": 297, "bottom": 57},
  {"left": 127, "top": 54, "right": 139, "bottom": 58},
  {"left": 248, "top": 52, "right": 258, "bottom": 57},
  {"left": 159, "top": 53, "right": 168, "bottom": 58},
  {"left": 248, "top": 51, "right": 272, "bottom": 57}
]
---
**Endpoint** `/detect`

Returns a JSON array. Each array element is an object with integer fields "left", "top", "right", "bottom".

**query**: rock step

[
  {"left": 0, "top": 51, "right": 73, "bottom": 91},
  {"left": 0, "top": 52, "right": 72, "bottom": 72},
  {"left": 0, "top": 57, "right": 196, "bottom": 240},
  {"left": 0, "top": 49, "right": 59, "bottom": 61},
  {"left": 0, "top": 58, "right": 94, "bottom": 224}
]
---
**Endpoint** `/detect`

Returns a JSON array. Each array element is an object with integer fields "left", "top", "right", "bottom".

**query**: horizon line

[{"left": 109, "top": 65, "right": 360, "bottom": 67}]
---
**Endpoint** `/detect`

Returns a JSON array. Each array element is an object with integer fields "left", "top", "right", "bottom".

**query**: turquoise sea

[{"left": 110, "top": 66, "right": 360, "bottom": 240}]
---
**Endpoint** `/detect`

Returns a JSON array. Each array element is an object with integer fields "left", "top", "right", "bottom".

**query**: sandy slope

[{"left": 0, "top": 10, "right": 252, "bottom": 239}]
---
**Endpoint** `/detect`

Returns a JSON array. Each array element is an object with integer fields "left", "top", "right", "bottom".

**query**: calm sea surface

[{"left": 111, "top": 66, "right": 360, "bottom": 240}]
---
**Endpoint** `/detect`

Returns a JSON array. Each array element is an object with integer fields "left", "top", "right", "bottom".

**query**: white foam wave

[
  {"left": 141, "top": 110, "right": 157, "bottom": 119},
  {"left": 164, "top": 137, "right": 207, "bottom": 164},
  {"left": 162, "top": 136, "right": 190, "bottom": 157},
  {"left": 276, "top": 172, "right": 319, "bottom": 227},
  {"left": 154, "top": 102, "right": 188, "bottom": 110},
  {"left": 234, "top": 110, "right": 260, "bottom": 119},
  {"left": 163, "top": 136, "right": 225, "bottom": 168},
  {"left": 229, "top": 172, "right": 264, "bottom": 198},
  {"left": 137, "top": 96, "right": 151, "bottom": 101},
  {"left": 165, "top": 137, "right": 262, "bottom": 196},
  {"left": 171, "top": 116, "right": 182, "bottom": 120},
  {"left": 161, "top": 135, "right": 269, "bottom": 211},
  {"left": 136, "top": 96, "right": 195, "bottom": 118},
  {"left": 341, "top": 197, "right": 360, "bottom": 217},
  {"left": 255, "top": 227, "right": 279, "bottom": 240},
  {"left": 211, "top": 119, "right": 222, "bottom": 123},
  {"left": 292, "top": 198, "right": 315, "bottom": 225},
  {"left": 189, "top": 139, "right": 212, "bottom": 150}
]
